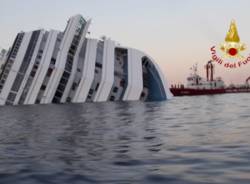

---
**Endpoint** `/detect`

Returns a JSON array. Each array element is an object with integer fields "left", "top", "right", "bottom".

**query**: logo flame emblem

[{"left": 220, "top": 20, "right": 246, "bottom": 58}]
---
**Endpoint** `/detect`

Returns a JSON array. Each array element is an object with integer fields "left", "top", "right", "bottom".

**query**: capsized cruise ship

[{"left": 0, "top": 14, "right": 171, "bottom": 105}]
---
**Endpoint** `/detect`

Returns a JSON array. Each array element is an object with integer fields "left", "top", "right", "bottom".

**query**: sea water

[{"left": 0, "top": 93, "right": 250, "bottom": 184}]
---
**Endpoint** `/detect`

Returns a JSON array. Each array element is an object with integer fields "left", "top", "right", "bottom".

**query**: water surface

[{"left": 0, "top": 94, "right": 250, "bottom": 183}]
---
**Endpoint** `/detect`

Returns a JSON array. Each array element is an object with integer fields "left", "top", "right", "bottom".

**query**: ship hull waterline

[{"left": 170, "top": 88, "right": 250, "bottom": 96}]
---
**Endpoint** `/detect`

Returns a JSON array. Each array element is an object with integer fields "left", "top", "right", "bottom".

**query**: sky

[{"left": 1, "top": 0, "right": 250, "bottom": 85}]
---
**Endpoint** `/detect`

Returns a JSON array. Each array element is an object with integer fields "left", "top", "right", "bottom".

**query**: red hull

[{"left": 170, "top": 88, "right": 250, "bottom": 96}]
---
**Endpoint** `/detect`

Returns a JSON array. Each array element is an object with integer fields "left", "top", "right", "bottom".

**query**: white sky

[{"left": 1, "top": 0, "right": 250, "bottom": 85}]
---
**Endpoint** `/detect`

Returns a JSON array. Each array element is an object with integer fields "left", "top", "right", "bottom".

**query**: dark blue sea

[{"left": 1, "top": 93, "right": 250, "bottom": 184}]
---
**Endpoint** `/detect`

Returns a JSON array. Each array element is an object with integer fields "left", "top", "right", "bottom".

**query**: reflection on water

[{"left": 0, "top": 94, "right": 250, "bottom": 183}]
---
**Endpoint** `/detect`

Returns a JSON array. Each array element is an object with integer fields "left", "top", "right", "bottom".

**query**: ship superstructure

[
  {"left": 0, "top": 48, "right": 7, "bottom": 67},
  {"left": 186, "top": 61, "right": 225, "bottom": 89},
  {"left": 0, "top": 15, "right": 171, "bottom": 105}
]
